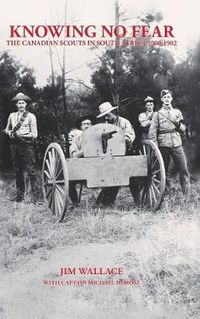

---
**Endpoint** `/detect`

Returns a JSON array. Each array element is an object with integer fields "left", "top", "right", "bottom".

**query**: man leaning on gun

[{"left": 96, "top": 102, "right": 138, "bottom": 206}]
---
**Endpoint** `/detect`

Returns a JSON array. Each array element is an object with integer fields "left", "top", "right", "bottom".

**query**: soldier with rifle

[
  {"left": 149, "top": 89, "right": 190, "bottom": 200},
  {"left": 138, "top": 96, "right": 155, "bottom": 140},
  {"left": 3, "top": 92, "right": 38, "bottom": 202}
]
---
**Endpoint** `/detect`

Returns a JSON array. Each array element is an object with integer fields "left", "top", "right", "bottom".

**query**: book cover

[{"left": 0, "top": 0, "right": 199, "bottom": 318}]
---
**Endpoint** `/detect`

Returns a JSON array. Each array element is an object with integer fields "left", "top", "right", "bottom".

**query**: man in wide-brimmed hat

[
  {"left": 4, "top": 92, "right": 38, "bottom": 202},
  {"left": 138, "top": 96, "right": 155, "bottom": 140},
  {"left": 96, "top": 101, "right": 137, "bottom": 206},
  {"left": 96, "top": 102, "right": 118, "bottom": 118},
  {"left": 97, "top": 102, "right": 135, "bottom": 147}
]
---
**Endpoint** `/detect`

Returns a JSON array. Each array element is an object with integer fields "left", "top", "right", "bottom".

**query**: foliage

[
  {"left": 89, "top": 44, "right": 176, "bottom": 143},
  {"left": 0, "top": 51, "right": 38, "bottom": 169},
  {"left": 1, "top": 38, "right": 200, "bottom": 169},
  {"left": 0, "top": 52, "right": 95, "bottom": 168},
  {"left": 89, "top": 42, "right": 200, "bottom": 162}
]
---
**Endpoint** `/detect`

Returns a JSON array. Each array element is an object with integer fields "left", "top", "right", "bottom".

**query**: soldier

[
  {"left": 148, "top": 89, "right": 190, "bottom": 199},
  {"left": 4, "top": 92, "right": 38, "bottom": 202},
  {"left": 138, "top": 96, "right": 155, "bottom": 140}
]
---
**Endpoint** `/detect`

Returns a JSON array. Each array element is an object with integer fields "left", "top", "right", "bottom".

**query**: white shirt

[
  {"left": 6, "top": 111, "right": 38, "bottom": 138},
  {"left": 115, "top": 116, "right": 135, "bottom": 143},
  {"left": 138, "top": 111, "right": 154, "bottom": 128}
]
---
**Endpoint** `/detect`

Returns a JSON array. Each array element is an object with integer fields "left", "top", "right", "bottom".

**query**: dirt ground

[
  {"left": 0, "top": 241, "right": 146, "bottom": 319},
  {"left": 0, "top": 177, "right": 200, "bottom": 319}
]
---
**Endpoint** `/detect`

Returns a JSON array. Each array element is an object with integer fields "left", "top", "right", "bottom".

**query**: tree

[{"left": 90, "top": 44, "right": 175, "bottom": 133}]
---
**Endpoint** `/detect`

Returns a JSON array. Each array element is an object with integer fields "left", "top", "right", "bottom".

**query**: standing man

[
  {"left": 4, "top": 92, "right": 38, "bottom": 202},
  {"left": 138, "top": 96, "right": 155, "bottom": 140},
  {"left": 148, "top": 89, "right": 190, "bottom": 198},
  {"left": 96, "top": 102, "right": 136, "bottom": 205}
]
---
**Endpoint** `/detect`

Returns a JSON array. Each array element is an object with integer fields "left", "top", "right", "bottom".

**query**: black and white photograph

[{"left": 0, "top": 0, "right": 200, "bottom": 318}]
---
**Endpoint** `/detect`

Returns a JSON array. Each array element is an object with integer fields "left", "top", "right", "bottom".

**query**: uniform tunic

[{"left": 148, "top": 105, "right": 190, "bottom": 195}]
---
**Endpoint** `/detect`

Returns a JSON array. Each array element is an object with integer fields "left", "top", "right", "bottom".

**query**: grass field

[{"left": 0, "top": 174, "right": 200, "bottom": 318}]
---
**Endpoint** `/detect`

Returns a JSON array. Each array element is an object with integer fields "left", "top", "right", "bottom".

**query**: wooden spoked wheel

[
  {"left": 134, "top": 140, "right": 166, "bottom": 210},
  {"left": 42, "top": 143, "right": 69, "bottom": 222}
]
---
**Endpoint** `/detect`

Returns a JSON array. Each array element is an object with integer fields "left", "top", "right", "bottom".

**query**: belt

[
  {"left": 10, "top": 137, "right": 34, "bottom": 145},
  {"left": 158, "top": 129, "right": 177, "bottom": 134}
]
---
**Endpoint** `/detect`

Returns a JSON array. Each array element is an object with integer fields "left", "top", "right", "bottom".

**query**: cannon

[{"left": 42, "top": 123, "right": 166, "bottom": 221}]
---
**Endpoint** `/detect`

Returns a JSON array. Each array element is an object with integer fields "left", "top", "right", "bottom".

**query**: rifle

[
  {"left": 102, "top": 129, "right": 117, "bottom": 153},
  {"left": 2, "top": 129, "right": 35, "bottom": 144}
]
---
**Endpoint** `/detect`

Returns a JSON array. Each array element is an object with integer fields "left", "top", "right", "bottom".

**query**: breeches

[
  {"left": 10, "top": 142, "right": 37, "bottom": 196},
  {"left": 159, "top": 145, "right": 190, "bottom": 193}
]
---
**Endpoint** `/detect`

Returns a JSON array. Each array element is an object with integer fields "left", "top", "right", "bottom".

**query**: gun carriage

[{"left": 42, "top": 123, "right": 166, "bottom": 222}]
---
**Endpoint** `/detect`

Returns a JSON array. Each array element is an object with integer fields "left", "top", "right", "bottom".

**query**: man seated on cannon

[
  {"left": 95, "top": 102, "right": 138, "bottom": 206},
  {"left": 70, "top": 115, "right": 94, "bottom": 158}
]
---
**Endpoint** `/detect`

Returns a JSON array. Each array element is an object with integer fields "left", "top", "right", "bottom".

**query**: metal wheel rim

[
  {"left": 136, "top": 140, "right": 166, "bottom": 210},
  {"left": 42, "top": 143, "right": 69, "bottom": 221}
]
